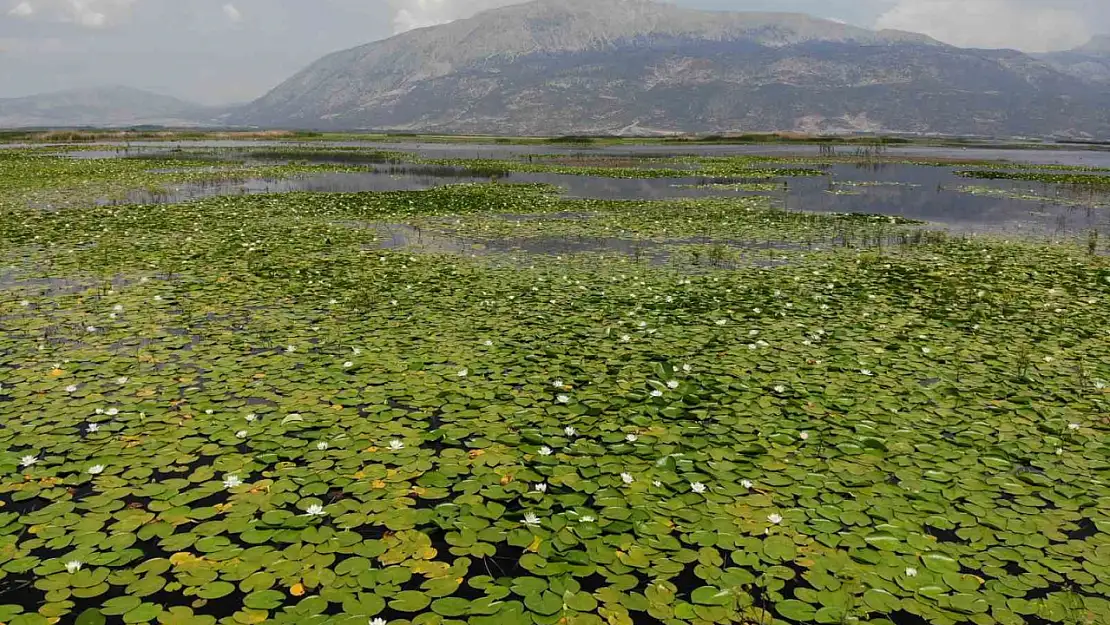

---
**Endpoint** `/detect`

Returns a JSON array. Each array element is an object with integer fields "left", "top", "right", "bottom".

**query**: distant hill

[
  {"left": 231, "top": 0, "right": 1110, "bottom": 138},
  {"left": 1039, "top": 36, "right": 1110, "bottom": 86},
  {"left": 0, "top": 86, "right": 215, "bottom": 128}
]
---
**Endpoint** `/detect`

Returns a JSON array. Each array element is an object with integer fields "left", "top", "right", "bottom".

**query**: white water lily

[
  {"left": 20, "top": 455, "right": 38, "bottom": 468},
  {"left": 65, "top": 560, "right": 82, "bottom": 574},
  {"left": 768, "top": 513, "right": 784, "bottom": 524},
  {"left": 691, "top": 482, "right": 707, "bottom": 494},
  {"left": 921, "top": 347, "right": 931, "bottom": 354},
  {"left": 621, "top": 472, "right": 635, "bottom": 485},
  {"left": 153, "top": 295, "right": 163, "bottom": 301},
  {"left": 556, "top": 394, "right": 570, "bottom": 404},
  {"left": 1069, "top": 423, "right": 1081, "bottom": 431},
  {"left": 105, "top": 408, "right": 119, "bottom": 416},
  {"left": 564, "top": 426, "right": 576, "bottom": 437},
  {"left": 87, "top": 464, "right": 105, "bottom": 475},
  {"left": 116, "top": 377, "right": 129, "bottom": 384},
  {"left": 316, "top": 442, "right": 329, "bottom": 451},
  {"left": 305, "top": 504, "right": 327, "bottom": 517},
  {"left": 905, "top": 567, "right": 918, "bottom": 577},
  {"left": 483, "top": 340, "right": 493, "bottom": 347},
  {"left": 370, "top": 619, "right": 387, "bottom": 625},
  {"left": 457, "top": 369, "right": 468, "bottom": 377},
  {"left": 579, "top": 515, "right": 596, "bottom": 523},
  {"left": 1056, "top": 448, "right": 1064, "bottom": 456},
  {"left": 87, "top": 423, "right": 99, "bottom": 433},
  {"left": 1095, "top": 380, "right": 1107, "bottom": 390},
  {"left": 245, "top": 414, "right": 257, "bottom": 422},
  {"left": 626, "top": 434, "right": 638, "bottom": 443},
  {"left": 223, "top": 475, "right": 242, "bottom": 489},
  {"left": 64, "top": 384, "right": 78, "bottom": 393},
  {"left": 343, "top": 361, "right": 353, "bottom": 368},
  {"left": 522, "top": 512, "right": 541, "bottom": 526},
  {"left": 538, "top": 446, "right": 553, "bottom": 456},
  {"left": 774, "top": 385, "right": 787, "bottom": 394},
  {"left": 650, "top": 390, "right": 663, "bottom": 398},
  {"left": 666, "top": 380, "right": 679, "bottom": 389},
  {"left": 19, "top": 300, "right": 29, "bottom": 307},
  {"left": 235, "top": 430, "right": 248, "bottom": 439},
  {"left": 682, "top": 364, "right": 692, "bottom": 372},
  {"left": 534, "top": 483, "right": 548, "bottom": 494},
  {"left": 800, "top": 432, "right": 810, "bottom": 441},
  {"left": 285, "top": 345, "right": 296, "bottom": 353},
  {"left": 715, "top": 320, "right": 727, "bottom": 326},
  {"left": 553, "top": 380, "right": 563, "bottom": 388},
  {"left": 653, "top": 480, "right": 663, "bottom": 488},
  {"left": 741, "top": 479, "right": 753, "bottom": 489},
  {"left": 861, "top": 369, "right": 873, "bottom": 376},
  {"left": 86, "top": 326, "right": 97, "bottom": 333},
  {"left": 620, "top": 335, "right": 631, "bottom": 342},
  {"left": 389, "top": 440, "right": 405, "bottom": 451}
]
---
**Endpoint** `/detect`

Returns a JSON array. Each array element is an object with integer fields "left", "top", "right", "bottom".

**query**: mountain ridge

[{"left": 0, "top": 86, "right": 216, "bottom": 128}]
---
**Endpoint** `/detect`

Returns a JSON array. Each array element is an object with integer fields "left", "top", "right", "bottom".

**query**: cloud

[
  {"left": 222, "top": 2, "right": 240, "bottom": 23},
  {"left": 6, "top": 0, "right": 138, "bottom": 28},
  {"left": 8, "top": 1, "right": 33, "bottom": 16},
  {"left": 388, "top": 0, "right": 529, "bottom": 34},
  {"left": 875, "top": 0, "right": 1092, "bottom": 52}
]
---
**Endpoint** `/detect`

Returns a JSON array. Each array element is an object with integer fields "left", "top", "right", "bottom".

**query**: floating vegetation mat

[{"left": 0, "top": 151, "right": 1108, "bottom": 625}]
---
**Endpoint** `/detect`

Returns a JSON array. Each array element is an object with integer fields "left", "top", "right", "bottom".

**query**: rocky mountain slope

[
  {"left": 0, "top": 86, "right": 210, "bottom": 128},
  {"left": 1040, "top": 36, "right": 1110, "bottom": 86},
  {"left": 232, "top": 0, "right": 1110, "bottom": 137}
]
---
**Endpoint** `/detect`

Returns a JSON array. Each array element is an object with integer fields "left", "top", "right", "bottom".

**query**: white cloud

[
  {"left": 7, "top": 0, "right": 138, "bottom": 28},
  {"left": 8, "top": 1, "right": 34, "bottom": 16},
  {"left": 876, "top": 0, "right": 1092, "bottom": 52},
  {"left": 389, "top": 0, "right": 529, "bottom": 34},
  {"left": 222, "top": 3, "right": 241, "bottom": 23}
]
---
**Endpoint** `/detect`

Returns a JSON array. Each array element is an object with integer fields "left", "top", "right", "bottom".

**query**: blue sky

[{"left": 0, "top": 0, "right": 1106, "bottom": 104}]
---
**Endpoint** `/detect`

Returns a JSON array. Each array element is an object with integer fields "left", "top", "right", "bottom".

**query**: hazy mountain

[
  {"left": 1040, "top": 36, "right": 1110, "bottom": 86},
  {"left": 0, "top": 86, "right": 213, "bottom": 128},
  {"left": 233, "top": 0, "right": 1110, "bottom": 138}
]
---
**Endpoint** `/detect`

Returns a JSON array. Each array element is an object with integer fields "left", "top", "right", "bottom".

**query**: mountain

[
  {"left": 1040, "top": 36, "right": 1110, "bottom": 86},
  {"left": 232, "top": 0, "right": 1110, "bottom": 138},
  {"left": 0, "top": 86, "right": 213, "bottom": 128}
]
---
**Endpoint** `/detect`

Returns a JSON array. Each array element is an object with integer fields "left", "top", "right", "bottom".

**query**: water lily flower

[
  {"left": 579, "top": 515, "right": 596, "bottom": 523},
  {"left": 1095, "top": 380, "right": 1107, "bottom": 390},
  {"left": 86, "top": 326, "right": 97, "bottom": 333},
  {"left": 65, "top": 384, "right": 78, "bottom": 393},
  {"left": 389, "top": 440, "right": 405, "bottom": 451},
  {"left": 522, "top": 512, "right": 541, "bottom": 526},
  {"left": 666, "top": 380, "right": 679, "bottom": 389},
  {"left": 691, "top": 482, "right": 707, "bottom": 494},
  {"left": 905, "top": 567, "right": 918, "bottom": 577},
  {"left": 245, "top": 414, "right": 257, "bottom": 422},
  {"left": 1056, "top": 448, "right": 1064, "bottom": 456},
  {"left": 343, "top": 361, "right": 353, "bottom": 368},
  {"left": 538, "top": 446, "right": 553, "bottom": 456},
  {"left": 682, "top": 364, "right": 692, "bottom": 372},
  {"left": 715, "top": 320, "right": 727, "bottom": 326},
  {"left": 223, "top": 475, "right": 242, "bottom": 489},
  {"left": 19, "top": 300, "right": 29, "bottom": 307},
  {"left": 621, "top": 473, "right": 635, "bottom": 484},
  {"left": 205, "top": 410, "right": 214, "bottom": 415},
  {"left": 370, "top": 619, "right": 387, "bottom": 625},
  {"left": 553, "top": 380, "right": 563, "bottom": 388},
  {"left": 87, "top": 465, "right": 105, "bottom": 475},
  {"left": 484, "top": 340, "right": 493, "bottom": 346},
  {"left": 235, "top": 430, "right": 248, "bottom": 439},
  {"left": 457, "top": 369, "right": 468, "bottom": 377},
  {"left": 650, "top": 390, "right": 663, "bottom": 398},
  {"left": 800, "top": 432, "right": 810, "bottom": 441},
  {"left": 626, "top": 434, "right": 638, "bottom": 443},
  {"left": 768, "top": 513, "right": 783, "bottom": 524},
  {"left": 1069, "top": 423, "right": 1081, "bottom": 431},
  {"left": 653, "top": 480, "right": 663, "bottom": 487},
  {"left": 305, "top": 504, "right": 327, "bottom": 517},
  {"left": 116, "top": 377, "right": 128, "bottom": 384},
  {"left": 65, "top": 561, "right": 82, "bottom": 574},
  {"left": 861, "top": 369, "right": 873, "bottom": 376},
  {"left": 113, "top": 305, "right": 124, "bottom": 312},
  {"left": 153, "top": 295, "right": 162, "bottom": 301},
  {"left": 316, "top": 442, "right": 328, "bottom": 451},
  {"left": 534, "top": 483, "right": 547, "bottom": 493},
  {"left": 741, "top": 479, "right": 753, "bottom": 489},
  {"left": 105, "top": 408, "right": 119, "bottom": 416},
  {"left": 621, "top": 335, "right": 631, "bottom": 342},
  {"left": 921, "top": 347, "right": 931, "bottom": 355},
  {"left": 564, "top": 426, "right": 576, "bottom": 437},
  {"left": 774, "top": 385, "right": 787, "bottom": 394},
  {"left": 556, "top": 394, "right": 570, "bottom": 404},
  {"left": 20, "top": 455, "right": 38, "bottom": 468},
  {"left": 87, "top": 423, "right": 99, "bottom": 433}
]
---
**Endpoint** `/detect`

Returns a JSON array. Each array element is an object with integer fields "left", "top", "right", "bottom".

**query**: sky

[{"left": 0, "top": 0, "right": 1106, "bottom": 105}]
